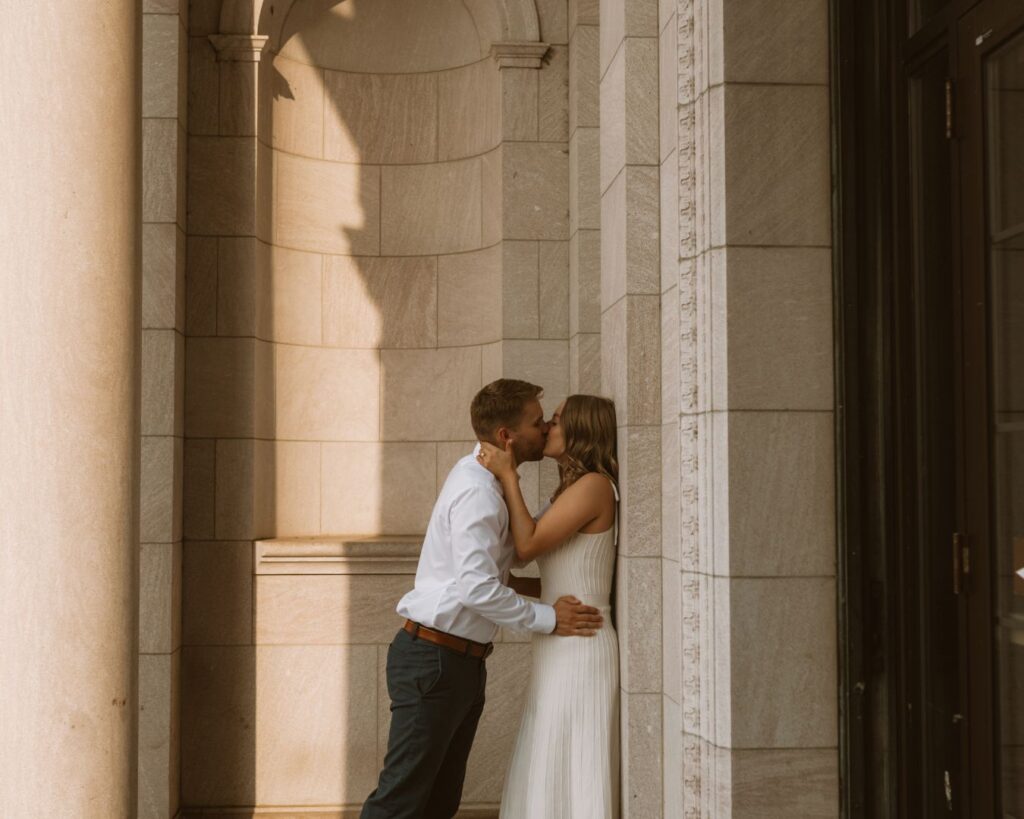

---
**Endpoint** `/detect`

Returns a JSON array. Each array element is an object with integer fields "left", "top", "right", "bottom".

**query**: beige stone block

[
  {"left": 182, "top": 541, "right": 253, "bottom": 645},
  {"left": 143, "top": 15, "right": 181, "bottom": 120},
  {"left": 140, "top": 542, "right": 182, "bottom": 655},
  {"left": 144, "top": 119, "right": 179, "bottom": 223},
  {"left": 180, "top": 645, "right": 256, "bottom": 805},
  {"left": 570, "top": 228, "right": 601, "bottom": 334},
  {"left": 539, "top": 45, "right": 569, "bottom": 141},
  {"left": 188, "top": 0, "right": 219, "bottom": 35},
  {"left": 185, "top": 236, "right": 217, "bottom": 336},
  {"left": 271, "top": 56, "right": 324, "bottom": 158},
  {"left": 537, "top": 0, "right": 569, "bottom": 43},
  {"left": 569, "top": 25, "right": 600, "bottom": 132},
  {"left": 497, "top": 340, "right": 570, "bottom": 416},
  {"left": 256, "top": 141, "right": 273, "bottom": 243},
  {"left": 142, "top": 329, "right": 184, "bottom": 437},
  {"left": 721, "top": 0, "right": 829, "bottom": 85},
  {"left": 183, "top": 438, "right": 216, "bottom": 540},
  {"left": 624, "top": 37, "right": 659, "bottom": 167},
  {"left": 614, "top": 556, "right": 663, "bottom": 692},
  {"left": 266, "top": 441, "right": 322, "bottom": 538},
  {"left": 437, "top": 441, "right": 478, "bottom": 487},
  {"left": 600, "top": 46, "right": 626, "bottom": 195},
  {"left": 659, "top": 16, "right": 678, "bottom": 164},
  {"left": 143, "top": 223, "right": 179, "bottom": 330},
  {"left": 188, "top": 136, "right": 256, "bottom": 236},
  {"left": 323, "top": 255, "right": 438, "bottom": 349},
  {"left": 723, "top": 84, "right": 831, "bottom": 246},
  {"left": 661, "top": 420, "right": 680, "bottom": 562},
  {"left": 571, "top": 0, "right": 601, "bottom": 28},
  {"left": 662, "top": 286, "right": 679, "bottom": 420},
  {"left": 714, "top": 411, "right": 835, "bottom": 576},
  {"left": 600, "top": 0, "right": 625, "bottom": 76},
  {"left": 268, "top": 244, "right": 322, "bottom": 346},
  {"left": 254, "top": 645, "right": 378, "bottom": 805},
  {"left": 502, "top": 68, "right": 539, "bottom": 141},
  {"left": 719, "top": 576, "right": 837, "bottom": 748},
  {"left": 481, "top": 147, "right": 503, "bottom": 247},
  {"left": 438, "top": 60, "right": 500, "bottom": 160},
  {"left": 461, "top": 644, "right": 534, "bottom": 803},
  {"left": 569, "top": 332, "right": 601, "bottom": 394},
  {"left": 502, "top": 142, "right": 569, "bottom": 240},
  {"left": 381, "top": 348, "right": 482, "bottom": 441},
  {"left": 274, "top": 151, "right": 381, "bottom": 255},
  {"left": 539, "top": 240, "right": 569, "bottom": 338},
  {"left": 621, "top": 689, "right": 662, "bottom": 815},
  {"left": 438, "top": 246, "right": 502, "bottom": 347},
  {"left": 714, "top": 247, "right": 834, "bottom": 410},
  {"left": 707, "top": 86, "right": 727, "bottom": 249},
  {"left": 324, "top": 71, "right": 437, "bottom": 164},
  {"left": 662, "top": 559, "right": 681, "bottom": 698},
  {"left": 569, "top": 127, "right": 601, "bottom": 233},
  {"left": 381, "top": 158, "right": 482, "bottom": 256},
  {"left": 662, "top": 694, "right": 683, "bottom": 817},
  {"left": 275, "top": 345, "right": 380, "bottom": 441},
  {"left": 216, "top": 237, "right": 261, "bottom": 337},
  {"left": 188, "top": 35, "right": 218, "bottom": 135},
  {"left": 503, "top": 241, "right": 540, "bottom": 338},
  {"left": 725, "top": 747, "right": 840, "bottom": 818},
  {"left": 660, "top": 150, "right": 679, "bottom": 292},
  {"left": 601, "top": 295, "right": 661, "bottom": 426},
  {"left": 142, "top": 436, "right": 183, "bottom": 544},
  {"left": 138, "top": 652, "right": 177, "bottom": 819},
  {"left": 213, "top": 439, "right": 260, "bottom": 541},
  {"left": 602, "top": 165, "right": 660, "bottom": 306},
  {"left": 619, "top": 425, "right": 661, "bottom": 556},
  {"left": 185, "top": 337, "right": 256, "bottom": 438},
  {"left": 321, "top": 442, "right": 437, "bottom": 534},
  {"left": 256, "top": 575, "right": 411, "bottom": 644},
  {"left": 216, "top": 59, "right": 257, "bottom": 138},
  {"left": 481, "top": 340, "right": 503, "bottom": 384}
]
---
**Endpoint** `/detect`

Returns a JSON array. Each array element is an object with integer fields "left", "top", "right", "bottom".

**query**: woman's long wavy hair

[{"left": 551, "top": 394, "right": 619, "bottom": 501}]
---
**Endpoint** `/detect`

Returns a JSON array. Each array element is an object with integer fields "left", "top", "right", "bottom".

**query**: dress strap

[{"left": 608, "top": 476, "right": 619, "bottom": 545}]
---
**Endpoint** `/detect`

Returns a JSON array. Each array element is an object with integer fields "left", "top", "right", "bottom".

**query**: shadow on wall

[{"left": 181, "top": 0, "right": 531, "bottom": 815}]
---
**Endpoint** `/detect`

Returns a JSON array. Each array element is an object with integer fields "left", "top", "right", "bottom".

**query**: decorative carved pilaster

[
  {"left": 209, "top": 33, "right": 269, "bottom": 62},
  {"left": 490, "top": 40, "right": 550, "bottom": 69}
]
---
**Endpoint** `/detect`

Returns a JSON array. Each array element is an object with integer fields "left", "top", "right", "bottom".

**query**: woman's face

[{"left": 542, "top": 401, "right": 567, "bottom": 460}]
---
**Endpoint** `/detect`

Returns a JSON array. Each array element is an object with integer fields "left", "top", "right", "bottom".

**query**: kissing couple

[{"left": 361, "top": 378, "right": 620, "bottom": 819}]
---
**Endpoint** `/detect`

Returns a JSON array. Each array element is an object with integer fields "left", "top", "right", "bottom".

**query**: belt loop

[{"left": 412, "top": 622, "right": 420, "bottom": 641}]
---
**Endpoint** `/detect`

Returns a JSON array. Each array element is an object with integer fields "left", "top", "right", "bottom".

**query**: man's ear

[{"left": 495, "top": 426, "right": 513, "bottom": 445}]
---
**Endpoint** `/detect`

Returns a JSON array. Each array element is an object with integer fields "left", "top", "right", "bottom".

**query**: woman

[{"left": 477, "top": 394, "right": 619, "bottom": 819}]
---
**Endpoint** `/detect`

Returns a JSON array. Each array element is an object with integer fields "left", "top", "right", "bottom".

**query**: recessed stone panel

[
  {"left": 274, "top": 151, "right": 381, "bottom": 256},
  {"left": 380, "top": 158, "right": 482, "bottom": 255},
  {"left": 271, "top": 56, "right": 325, "bottom": 158},
  {"left": 323, "top": 255, "right": 438, "bottom": 349},
  {"left": 182, "top": 541, "right": 253, "bottom": 646},
  {"left": 324, "top": 71, "right": 438, "bottom": 165},
  {"left": 437, "top": 245, "right": 502, "bottom": 347}
]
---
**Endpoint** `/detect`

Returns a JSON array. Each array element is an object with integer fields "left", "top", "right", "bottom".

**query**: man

[{"left": 361, "top": 379, "right": 604, "bottom": 819}]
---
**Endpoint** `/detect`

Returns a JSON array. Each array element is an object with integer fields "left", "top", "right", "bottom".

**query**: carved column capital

[
  {"left": 490, "top": 40, "right": 549, "bottom": 69},
  {"left": 209, "top": 33, "right": 269, "bottom": 62}
]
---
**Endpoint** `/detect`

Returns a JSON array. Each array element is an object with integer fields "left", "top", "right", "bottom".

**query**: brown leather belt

[{"left": 403, "top": 619, "right": 493, "bottom": 659}]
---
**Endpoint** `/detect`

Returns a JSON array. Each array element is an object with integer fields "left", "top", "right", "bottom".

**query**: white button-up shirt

[{"left": 396, "top": 447, "right": 557, "bottom": 643}]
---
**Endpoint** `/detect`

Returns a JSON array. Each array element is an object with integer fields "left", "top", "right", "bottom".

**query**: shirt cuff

[{"left": 531, "top": 602, "right": 557, "bottom": 635}]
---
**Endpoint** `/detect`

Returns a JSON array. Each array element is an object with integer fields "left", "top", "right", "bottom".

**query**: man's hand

[{"left": 553, "top": 595, "right": 603, "bottom": 636}]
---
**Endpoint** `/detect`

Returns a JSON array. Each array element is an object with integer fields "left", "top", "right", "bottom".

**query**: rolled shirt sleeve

[{"left": 450, "top": 486, "right": 556, "bottom": 635}]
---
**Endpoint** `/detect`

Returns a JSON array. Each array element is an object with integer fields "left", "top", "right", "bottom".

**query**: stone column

[
  {"left": 599, "top": 0, "right": 664, "bottom": 816},
  {"left": 0, "top": 2, "right": 141, "bottom": 816}
]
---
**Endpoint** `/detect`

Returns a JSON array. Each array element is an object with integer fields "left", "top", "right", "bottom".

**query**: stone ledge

[
  {"left": 180, "top": 806, "right": 497, "bottom": 818},
  {"left": 254, "top": 535, "right": 422, "bottom": 576}
]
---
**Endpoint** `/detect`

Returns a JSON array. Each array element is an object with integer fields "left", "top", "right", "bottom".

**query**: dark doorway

[{"left": 834, "top": 0, "right": 1024, "bottom": 814}]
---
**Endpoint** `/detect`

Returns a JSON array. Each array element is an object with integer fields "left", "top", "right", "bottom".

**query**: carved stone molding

[
  {"left": 254, "top": 535, "right": 422, "bottom": 575},
  {"left": 209, "top": 33, "right": 270, "bottom": 62},
  {"left": 490, "top": 41, "right": 550, "bottom": 69}
]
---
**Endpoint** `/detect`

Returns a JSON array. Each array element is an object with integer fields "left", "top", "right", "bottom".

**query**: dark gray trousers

[{"left": 360, "top": 627, "right": 488, "bottom": 819}]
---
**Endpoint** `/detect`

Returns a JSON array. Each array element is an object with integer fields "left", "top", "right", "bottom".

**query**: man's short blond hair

[{"left": 470, "top": 379, "right": 543, "bottom": 439}]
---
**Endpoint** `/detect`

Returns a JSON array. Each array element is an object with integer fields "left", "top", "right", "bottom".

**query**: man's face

[{"left": 505, "top": 399, "right": 549, "bottom": 464}]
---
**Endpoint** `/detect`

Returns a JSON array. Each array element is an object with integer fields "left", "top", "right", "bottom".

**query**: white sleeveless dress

[{"left": 499, "top": 502, "right": 620, "bottom": 819}]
